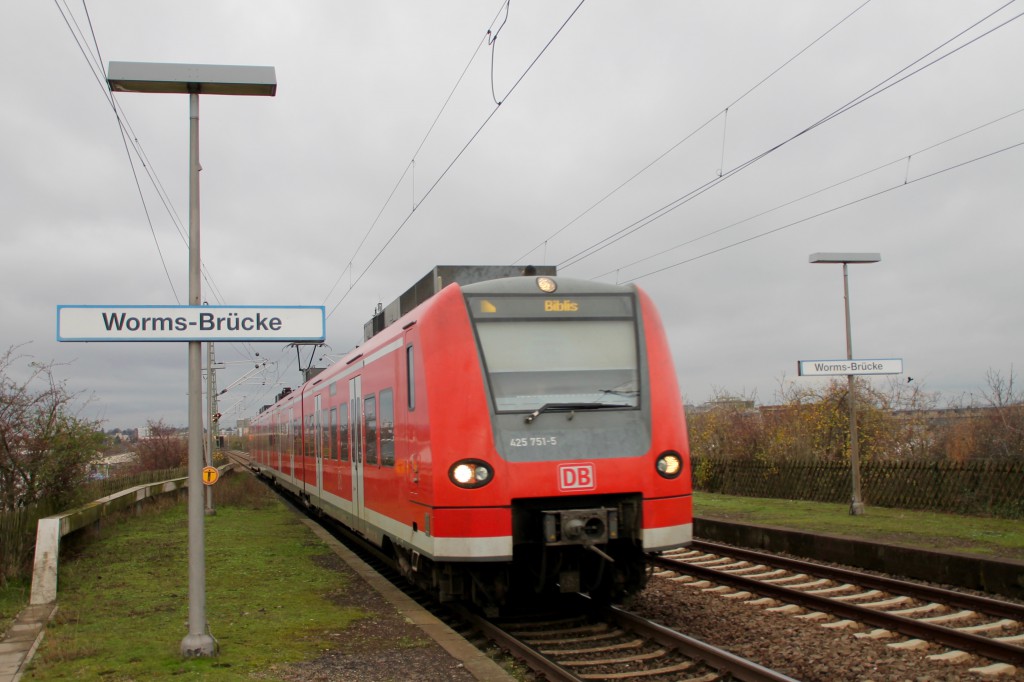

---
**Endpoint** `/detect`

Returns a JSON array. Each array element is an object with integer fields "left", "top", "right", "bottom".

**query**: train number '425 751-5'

[{"left": 510, "top": 436, "right": 558, "bottom": 447}]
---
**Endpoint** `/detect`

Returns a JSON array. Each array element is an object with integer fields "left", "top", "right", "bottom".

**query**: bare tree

[
  {"left": 972, "top": 367, "right": 1024, "bottom": 458},
  {"left": 0, "top": 346, "right": 103, "bottom": 512},
  {"left": 132, "top": 419, "right": 187, "bottom": 472}
]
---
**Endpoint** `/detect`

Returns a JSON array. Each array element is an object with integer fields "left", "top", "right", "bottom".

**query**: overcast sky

[{"left": 3, "top": 1, "right": 1022, "bottom": 429}]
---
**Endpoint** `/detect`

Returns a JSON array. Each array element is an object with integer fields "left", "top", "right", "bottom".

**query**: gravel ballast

[{"left": 631, "top": 577, "right": 1023, "bottom": 682}]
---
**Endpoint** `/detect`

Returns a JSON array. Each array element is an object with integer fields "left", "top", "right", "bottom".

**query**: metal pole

[
  {"left": 842, "top": 263, "right": 865, "bottom": 516},
  {"left": 205, "top": 341, "right": 216, "bottom": 515},
  {"left": 182, "top": 89, "right": 218, "bottom": 657}
]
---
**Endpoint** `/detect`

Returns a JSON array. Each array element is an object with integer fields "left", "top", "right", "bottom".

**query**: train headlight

[
  {"left": 656, "top": 451, "right": 684, "bottom": 479},
  {"left": 536, "top": 276, "right": 557, "bottom": 293},
  {"left": 449, "top": 460, "right": 494, "bottom": 488}
]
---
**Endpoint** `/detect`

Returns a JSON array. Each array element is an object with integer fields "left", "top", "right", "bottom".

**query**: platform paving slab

[{"left": 0, "top": 603, "right": 57, "bottom": 682}]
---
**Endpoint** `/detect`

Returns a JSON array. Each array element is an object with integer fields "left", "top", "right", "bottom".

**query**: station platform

[{"left": 1, "top": 472, "right": 514, "bottom": 681}]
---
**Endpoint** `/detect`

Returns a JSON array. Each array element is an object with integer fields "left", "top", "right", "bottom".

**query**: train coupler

[{"left": 542, "top": 507, "right": 618, "bottom": 546}]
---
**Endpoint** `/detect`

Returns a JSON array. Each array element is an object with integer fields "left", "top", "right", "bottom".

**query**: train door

[
  {"left": 349, "top": 375, "right": 365, "bottom": 533},
  {"left": 314, "top": 394, "right": 324, "bottom": 502}
]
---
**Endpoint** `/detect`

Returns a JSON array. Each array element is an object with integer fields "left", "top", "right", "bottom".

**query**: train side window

[
  {"left": 318, "top": 408, "right": 326, "bottom": 460},
  {"left": 339, "top": 402, "right": 350, "bottom": 462},
  {"left": 365, "top": 395, "right": 378, "bottom": 466},
  {"left": 380, "top": 389, "right": 394, "bottom": 467},
  {"left": 305, "top": 414, "right": 315, "bottom": 458},
  {"left": 406, "top": 345, "right": 415, "bottom": 411},
  {"left": 329, "top": 408, "right": 337, "bottom": 460}
]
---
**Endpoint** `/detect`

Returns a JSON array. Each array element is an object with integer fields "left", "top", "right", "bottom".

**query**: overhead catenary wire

[
  {"left": 324, "top": 0, "right": 588, "bottom": 322},
  {"left": 488, "top": 0, "right": 511, "bottom": 106},
  {"left": 555, "top": 2, "right": 1024, "bottom": 273},
  {"left": 320, "top": 0, "right": 510, "bottom": 308},
  {"left": 621, "top": 138, "right": 1024, "bottom": 284},
  {"left": 54, "top": 2, "right": 187, "bottom": 300},
  {"left": 559, "top": 2, "right": 1024, "bottom": 271},
  {"left": 54, "top": 0, "right": 182, "bottom": 303},
  {"left": 596, "top": 106, "right": 1024, "bottom": 282},
  {"left": 513, "top": 0, "right": 875, "bottom": 266}
]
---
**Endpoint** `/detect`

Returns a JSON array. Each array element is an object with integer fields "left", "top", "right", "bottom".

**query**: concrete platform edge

[{"left": 0, "top": 603, "right": 58, "bottom": 682}]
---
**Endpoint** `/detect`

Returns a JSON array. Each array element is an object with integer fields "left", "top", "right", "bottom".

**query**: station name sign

[
  {"left": 57, "top": 305, "right": 326, "bottom": 342},
  {"left": 798, "top": 358, "right": 903, "bottom": 377}
]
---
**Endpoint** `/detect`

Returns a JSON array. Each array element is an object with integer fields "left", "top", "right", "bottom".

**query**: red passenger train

[{"left": 248, "top": 266, "right": 692, "bottom": 611}]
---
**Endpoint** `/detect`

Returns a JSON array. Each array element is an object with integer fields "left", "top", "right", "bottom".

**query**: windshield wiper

[
  {"left": 524, "top": 402, "right": 630, "bottom": 424},
  {"left": 600, "top": 388, "right": 639, "bottom": 397}
]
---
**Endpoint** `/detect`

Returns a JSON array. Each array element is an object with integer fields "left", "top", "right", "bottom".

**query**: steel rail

[
  {"left": 692, "top": 540, "right": 1024, "bottom": 621},
  {"left": 452, "top": 605, "right": 583, "bottom": 682},
  {"left": 651, "top": 552, "right": 1024, "bottom": 665},
  {"left": 457, "top": 598, "right": 803, "bottom": 682},
  {"left": 604, "top": 604, "right": 803, "bottom": 682}
]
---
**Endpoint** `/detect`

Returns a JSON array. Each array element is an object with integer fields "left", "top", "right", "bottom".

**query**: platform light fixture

[
  {"left": 107, "top": 61, "right": 276, "bottom": 658},
  {"left": 809, "top": 252, "right": 880, "bottom": 516}
]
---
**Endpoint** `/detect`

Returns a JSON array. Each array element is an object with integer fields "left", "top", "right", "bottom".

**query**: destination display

[
  {"left": 798, "top": 358, "right": 904, "bottom": 377},
  {"left": 467, "top": 294, "right": 634, "bottom": 319},
  {"left": 57, "top": 305, "right": 326, "bottom": 342}
]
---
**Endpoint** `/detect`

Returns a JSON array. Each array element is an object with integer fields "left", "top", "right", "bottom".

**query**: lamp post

[
  {"left": 809, "top": 252, "right": 880, "bottom": 516},
  {"left": 107, "top": 61, "right": 276, "bottom": 657}
]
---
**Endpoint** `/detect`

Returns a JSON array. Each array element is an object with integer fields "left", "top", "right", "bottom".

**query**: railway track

[
  {"left": 652, "top": 540, "right": 1024, "bottom": 675},
  {"left": 223, "top": 449, "right": 251, "bottom": 468},
  {"left": 312, "top": 503, "right": 803, "bottom": 680},
  {"left": 455, "top": 598, "right": 801, "bottom": 682},
  {"left": 231, "top": 453, "right": 800, "bottom": 681}
]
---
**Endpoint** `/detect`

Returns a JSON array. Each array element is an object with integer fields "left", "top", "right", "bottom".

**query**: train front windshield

[{"left": 467, "top": 294, "right": 641, "bottom": 413}]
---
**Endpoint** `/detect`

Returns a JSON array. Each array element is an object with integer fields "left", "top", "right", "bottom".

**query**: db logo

[{"left": 558, "top": 463, "right": 596, "bottom": 491}]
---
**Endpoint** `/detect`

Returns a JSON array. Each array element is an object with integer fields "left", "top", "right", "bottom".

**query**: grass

[
  {"left": 20, "top": 475, "right": 364, "bottom": 680},
  {"left": 695, "top": 492, "right": 1024, "bottom": 561}
]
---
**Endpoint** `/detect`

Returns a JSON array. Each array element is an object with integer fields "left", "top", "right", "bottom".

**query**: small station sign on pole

[{"left": 806, "top": 251, "right": 898, "bottom": 517}]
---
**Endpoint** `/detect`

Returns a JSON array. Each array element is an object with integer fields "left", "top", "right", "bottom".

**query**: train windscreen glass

[{"left": 467, "top": 294, "right": 640, "bottom": 413}]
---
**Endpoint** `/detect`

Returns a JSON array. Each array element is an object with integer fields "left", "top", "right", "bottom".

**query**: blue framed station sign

[{"left": 57, "top": 305, "right": 326, "bottom": 342}]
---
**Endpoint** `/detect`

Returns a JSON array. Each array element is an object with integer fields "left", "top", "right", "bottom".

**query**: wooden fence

[{"left": 692, "top": 457, "right": 1024, "bottom": 519}]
